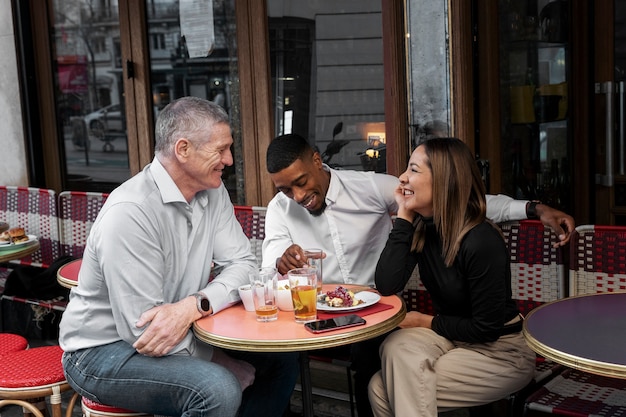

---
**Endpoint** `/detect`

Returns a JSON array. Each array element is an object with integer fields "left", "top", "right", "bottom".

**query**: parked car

[{"left": 83, "top": 103, "right": 124, "bottom": 139}]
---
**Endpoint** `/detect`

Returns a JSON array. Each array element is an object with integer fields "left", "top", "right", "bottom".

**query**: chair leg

[{"left": 345, "top": 366, "right": 355, "bottom": 417}]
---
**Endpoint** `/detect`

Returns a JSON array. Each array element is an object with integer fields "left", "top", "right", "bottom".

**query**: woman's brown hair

[{"left": 411, "top": 138, "right": 487, "bottom": 266}]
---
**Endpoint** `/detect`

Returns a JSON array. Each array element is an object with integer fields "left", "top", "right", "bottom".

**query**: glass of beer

[
  {"left": 249, "top": 267, "right": 278, "bottom": 322},
  {"left": 304, "top": 248, "right": 324, "bottom": 295},
  {"left": 287, "top": 267, "right": 318, "bottom": 323}
]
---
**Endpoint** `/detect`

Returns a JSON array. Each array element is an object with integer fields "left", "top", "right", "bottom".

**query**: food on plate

[
  {"left": 324, "top": 286, "right": 364, "bottom": 307},
  {"left": 0, "top": 231, "right": 10, "bottom": 244},
  {"left": 8, "top": 227, "right": 28, "bottom": 243}
]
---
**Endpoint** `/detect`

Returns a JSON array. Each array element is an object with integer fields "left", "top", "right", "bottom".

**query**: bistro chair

[
  {"left": 0, "top": 186, "right": 61, "bottom": 270},
  {"left": 0, "top": 345, "right": 78, "bottom": 417},
  {"left": 498, "top": 220, "right": 567, "bottom": 416},
  {"left": 522, "top": 224, "right": 626, "bottom": 416},
  {"left": 58, "top": 191, "right": 109, "bottom": 259},
  {"left": 81, "top": 397, "right": 152, "bottom": 417},
  {"left": 233, "top": 205, "right": 266, "bottom": 266}
]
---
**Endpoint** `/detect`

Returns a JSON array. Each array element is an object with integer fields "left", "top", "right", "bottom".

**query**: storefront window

[{"left": 267, "top": 1, "right": 387, "bottom": 173}]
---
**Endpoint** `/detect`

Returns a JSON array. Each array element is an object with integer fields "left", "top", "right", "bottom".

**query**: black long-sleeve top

[{"left": 375, "top": 217, "right": 520, "bottom": 343}]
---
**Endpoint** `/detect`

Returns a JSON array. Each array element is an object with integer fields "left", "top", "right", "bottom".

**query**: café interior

[{"left": 1, "top": 1, "right": 626, "bottom": 417}]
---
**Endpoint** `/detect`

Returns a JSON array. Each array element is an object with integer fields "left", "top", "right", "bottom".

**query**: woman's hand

[
  {"left": 394, "top": 183, "right": 415, "bottom": 223},
  {"left": 398, "top": 311, "right": 434, "bottom": 329}
]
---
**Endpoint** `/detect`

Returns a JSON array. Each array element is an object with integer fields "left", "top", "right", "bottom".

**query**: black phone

[{"left": 304, "top": 314, "right": 366, "bottom": 333}]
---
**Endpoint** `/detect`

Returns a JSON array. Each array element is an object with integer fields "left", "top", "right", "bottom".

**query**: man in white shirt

[{"left": 262, "top": 133, "right": 575, "bottom": 417}]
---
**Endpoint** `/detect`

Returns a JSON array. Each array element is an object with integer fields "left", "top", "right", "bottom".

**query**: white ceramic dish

[
  {"left": 317, "top": 291, "right": 381, "bottom": 313},
  {"left": 276, "top": 279, "right": 294, "bottom": 311}
]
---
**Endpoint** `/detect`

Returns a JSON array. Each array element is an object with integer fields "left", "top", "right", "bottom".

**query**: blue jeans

[{"left": 62, "top": 341, "right": 299, "bottom": 417}]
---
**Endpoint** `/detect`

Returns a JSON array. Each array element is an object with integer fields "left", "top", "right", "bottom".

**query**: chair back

[
  {"left": 233, "top": 205, "right": 266, "bottom": 266},
  {"left": 0, "top": 186, "right": 60, "bottom": 268},
  {"left": 569, "top": 224, "right": 626, "bottom": 296},
  {"left": 58, "top": 191, "right": 109, "bottom": 258},
  {"left": 499, "top": 220, "right": 565, "bottom": 315}
]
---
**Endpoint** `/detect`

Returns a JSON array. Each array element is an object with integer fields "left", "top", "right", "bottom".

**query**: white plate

[
  {"left": 0, "top": 235, "right": 38, "bottom": 251},
  {"left": 317, "top": 291, "right": 381, "bottom": 313}
]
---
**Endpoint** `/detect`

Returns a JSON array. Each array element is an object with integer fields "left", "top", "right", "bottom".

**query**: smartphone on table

[{"left": 304, "top": 314, "right": 366, "bottom": 333}]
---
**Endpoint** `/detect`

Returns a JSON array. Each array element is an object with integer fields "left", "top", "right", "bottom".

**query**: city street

[{"left": 63, "top": 124, "right": 130, "bottom": 185}]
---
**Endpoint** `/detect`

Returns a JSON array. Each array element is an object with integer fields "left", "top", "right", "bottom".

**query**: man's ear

[
  {"left": 311, "top": 150, "right": 323, "bottom": 167},
  {"left": 174, "top": 138, "right": 190, "bottom": 160}
]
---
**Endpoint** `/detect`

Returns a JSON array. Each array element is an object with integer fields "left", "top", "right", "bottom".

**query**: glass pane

[
  {"left": 267, "top": 1, "right": 386, "bottom": 173},
  {"left": 147, "top": 0, "right": 242, "bottom": 202},
  {"left": 499, "top": 0, "right": 570, "bottom": 212},
  {"left": 52, "top": 1, "right": 131, "bottom": 190},
  {"left": 406, "top": 1, "right": 451, "bottom": 149}
]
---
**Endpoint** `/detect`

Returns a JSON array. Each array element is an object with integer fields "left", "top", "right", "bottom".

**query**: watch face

[{"left": 200, "top": 297, "right": 210, "bottom": 312}]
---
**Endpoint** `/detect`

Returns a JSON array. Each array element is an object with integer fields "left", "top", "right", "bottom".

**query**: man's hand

[
  {"left": 276, "top": 244, "right": 307, "bottom": 275},
  {"left": 535, "top": 204, "right": 575, "bottom": 248},
  {"left": 133, "top": 296, "right": 198, "bottom": 357}
]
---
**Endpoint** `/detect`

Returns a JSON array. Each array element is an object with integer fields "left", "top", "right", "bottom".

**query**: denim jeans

[{"left": 62, "top": 341, "right": 299, "bottom": 417}]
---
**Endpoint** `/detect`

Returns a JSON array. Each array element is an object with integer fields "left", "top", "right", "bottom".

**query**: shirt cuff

[{"left": 509, "top": 200, "right": 528, "bottom": 220}]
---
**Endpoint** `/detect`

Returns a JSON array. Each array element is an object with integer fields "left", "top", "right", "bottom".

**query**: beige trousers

[{"left": 368, "top": 326, "right": 535, "bottom": 417}]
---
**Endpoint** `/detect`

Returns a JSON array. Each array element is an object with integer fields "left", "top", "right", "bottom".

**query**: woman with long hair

[{"left": 369, "top": 138, "right": 535, "bottom": 417}]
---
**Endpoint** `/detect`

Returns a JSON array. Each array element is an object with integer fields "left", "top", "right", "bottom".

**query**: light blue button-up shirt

[{"left": 59, "top": 158, "right": 257, "bottom": 355}]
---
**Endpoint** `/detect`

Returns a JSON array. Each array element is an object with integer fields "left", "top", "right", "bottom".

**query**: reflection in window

[{"left": 268, "top": 1, "right": 387, "bottom": 172}]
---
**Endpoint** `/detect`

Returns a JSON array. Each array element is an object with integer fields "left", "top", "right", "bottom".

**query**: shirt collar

[
  {"left": 149, "top": 157, "right": 209, "bottom": 208},
  {"left": 323, "top": 164, "right": 339, "bottom": 206}
]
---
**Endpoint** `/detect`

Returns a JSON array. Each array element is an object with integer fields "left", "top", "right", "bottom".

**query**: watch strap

[{"left": 526, "top": 200, "right": 541, "bottom": 220}]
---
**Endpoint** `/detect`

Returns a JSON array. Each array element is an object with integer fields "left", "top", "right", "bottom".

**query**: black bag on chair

[
  {"left": 1, "top": 255, "right": 75, "bottom": 339},
  {"left": 3, "top": 255, "right": 75, "bottom": 301}
]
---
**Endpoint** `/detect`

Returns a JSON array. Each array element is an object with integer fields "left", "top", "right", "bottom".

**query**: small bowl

[
  {"left": 238, "top": 284, "right": 255, "bottom": 312},
  {"left": 276, "top": 279, "right": 294, "bottom": 311}
]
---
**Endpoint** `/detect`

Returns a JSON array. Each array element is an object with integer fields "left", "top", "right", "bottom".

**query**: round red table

[
  {"left": 194, "top": 285, "right": 406, "bottom": 417},
  {"left": 56, "top": 258, "right": 82, "bottom": 289}
]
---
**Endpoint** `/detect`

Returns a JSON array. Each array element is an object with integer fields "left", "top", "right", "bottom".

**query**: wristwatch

[
  {"left": 526, "top": 200, "right": 541, "bottom": 220},
  {"left": 193, "top": 292, "right": 211, "bottom": 317}
]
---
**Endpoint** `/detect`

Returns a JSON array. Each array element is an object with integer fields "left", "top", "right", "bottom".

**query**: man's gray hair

[{"left": 154, "top": 96, "right": 229, "bottom": 157}]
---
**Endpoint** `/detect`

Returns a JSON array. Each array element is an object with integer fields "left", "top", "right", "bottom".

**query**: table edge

[
  {"left": 194, "top": 300, "right": 406, "bottom": 352},
  {"left": 523, "top": 293, "right": 626, "bottom": 379}
]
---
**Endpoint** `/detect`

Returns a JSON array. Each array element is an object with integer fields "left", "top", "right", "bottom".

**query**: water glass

[
  {"left": 287, "top": 267, "right": 318, "bottom": 323},
  {"left": 249, "top": 267, "right": 278, "bottom": 322}
]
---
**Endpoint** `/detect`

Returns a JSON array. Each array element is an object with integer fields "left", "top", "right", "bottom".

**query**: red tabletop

[
  {"left": 523, "top": 292, "right": 626, "bottom": 379},
  {"left": 57, "top": 258, "right": 82, "bottom": 289},
  {"left": 193, "top": 285, "right": 406, "bottom": 352}
]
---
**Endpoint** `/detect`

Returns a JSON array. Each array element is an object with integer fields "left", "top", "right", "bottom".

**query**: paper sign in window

[{"left": 180, "top": 0, "right": 215, "bottom": 58}]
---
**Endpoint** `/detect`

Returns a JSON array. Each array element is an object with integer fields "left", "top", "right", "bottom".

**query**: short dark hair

[{"left": 266, "top": 133, "right": 314, "bottom": 173}]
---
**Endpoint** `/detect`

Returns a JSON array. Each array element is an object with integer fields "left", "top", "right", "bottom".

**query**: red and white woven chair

[
  {"left": 498, "top": 220, "right": 567, "bottom": 416},
  {"left": 58, "top": 191, "right": 109, "bottom": 259},
  {"left": 233, "top": 205, "right": 266, "bottom": 266},
  {"left": 0, "top": 186, "right": 61, "bottom": 270},
  {"left": 82, "top": 397, "right": 151, "bottom": 417},
  {"left": 522, "top": 224, "right": 626, "bottom": 416},
  {"left": 0, "top": 345, "right": 78, "bottom": 417}
]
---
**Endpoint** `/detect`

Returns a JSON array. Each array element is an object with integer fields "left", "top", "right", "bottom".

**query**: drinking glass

[
  {"left": 249, "top": 267, "right": 278, "bottom": 322},
  {"left": 287, "top": 267, "right": 318, "bottom": 323},
  {"left": 304, "top": 248, "right": 324, "bottom": 294}
]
